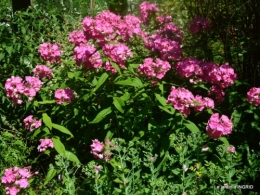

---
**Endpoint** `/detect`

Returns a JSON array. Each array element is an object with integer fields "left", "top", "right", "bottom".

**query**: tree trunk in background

[{"left": 12, "top": 0, "right": 31, "bottom": 14}]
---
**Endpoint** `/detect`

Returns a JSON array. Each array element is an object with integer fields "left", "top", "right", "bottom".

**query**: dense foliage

[{"left": 0, "top": 0, "right": 259, "bottom": 195}]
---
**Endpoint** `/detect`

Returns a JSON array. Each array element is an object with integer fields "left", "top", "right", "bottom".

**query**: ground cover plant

[{"left": 0, "top": 1, "right": 260, "bottom": 195}]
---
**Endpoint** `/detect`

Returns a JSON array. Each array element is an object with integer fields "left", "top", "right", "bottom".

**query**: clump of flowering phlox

[
  {"left": 33, "top": 65, "right": 53, "bottom": 80},
  {"left": 167, "top": 87, "right": 215, "bottom": 116},
  {"left": 193, "top": 95, "right": 215, "bottom": 112},
  {"left": 23, "top": 115, "right": 42, "bottom": 132},
  {"left": 138, "top": 58, "right": 171, "bottom": 79},
  {"left": 247, "top": 87, "right": 260, "bottom": 106},
  {"left": 37, "top": 138, "right": 54, "bottom": 152},
  {"left": 5, "top": 76, "right": 43, "bottom": 104},
  {"left": 166, "top": 87, "right": 195, "bottom": 116},
  {"left": 102, "top": 43, "right": 133, "bottom": 68},
  {"left": 139, "top": 1, "right": 159, "bottom": 25},
  {"left": 90, "top": 139, "right": 112, "bottom": 162},
  {"left": 4, "top": 76, "right": 25, "bottom": 105},
  {"left": 69, "top": 30, "right": 87, "bottom": 46},
  {"left": 174, "top": 58, "right": 237, "bottom": 102},
  {"left": 189, "top": 16, "right": 211, "bottom": 34},
  {"left": 38, "top": 42, "right": 62, "bottom": 64},
  {"left": 73, "top": 44, "right": 102, "bottom": 69},
  {"left": 145, "top": 21, "right": 183, "bottom": 62},
  {"left": 1, "top": 166, "right": 37, "bottom": 195},
  {"left": 206, "top": 113, "right": 233, "bottom": 139},
  {"left": 23, "top": 76, "right": 43, "bottom": 102},
  {"left": 54, "top": 88, "right": 75, "bottom": 105}
]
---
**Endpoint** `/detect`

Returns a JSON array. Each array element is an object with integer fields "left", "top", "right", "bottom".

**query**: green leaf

[
  {"left": 231, "top": 109, "right": 242, "bottom": 127},
  {"left": 52, "top": 137, "right": 66, "bottom": 154},
  {"left": 121, "top": 92, "right": 130, "bottom": 101},
  {"left": 155, "top": 93, "right": 167, "bottom": 106},
  {"left": 114, "top": 178, "right": 123, "bottom": 184},
  {"left": 105, "top": 130, "right": 114, "bottom": 141},
  {"left": 44, "top": 167, "right": 57, "bottom": 185},
  {"left": 219, "top": 137, "right": 229, "bottom": 146},
  {"left": 89, "top": 107, "right": 112, "bottom": 124},
  {"left": 68, "top": 72, "right": 74, "bottom": 79},
  {"left": 38, "top": 100, "right": 56, "bottom": 105},
  {"left": 115, "top": 78, "right": 140, "bottom": 87},
  {"left": 113, "top": 97, "right": 124, "bottom": 113},
  {"left": 95, "top": 72, "right": 109, "bottom": 91},
  {"left": 132, "top": 77, "right": 143, "bottom": 87},
  {"left": 52, "top": 123, "right": 73, "bottom": 137},
  {"left": 63, "top": 151, "right": 81, "bottom": 164},
  {"left": 132, "top": 131, "right": 144, "bottom": 142},
  {"left": 158, "top": 105, "right": 175, "bottom": 115},
  {"left": 183, "top": 120, "right": 200, "bottom": 133},
  {"left": 42, "top": 113, "right": 52, "bottom": 130},
  {"left": 29, "top": 188, "right": 37, "bottom": 195}
]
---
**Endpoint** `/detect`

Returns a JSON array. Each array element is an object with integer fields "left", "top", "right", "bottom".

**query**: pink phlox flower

[
  {"left": 54, "top": 88, "right": 75, "bottom": 105},
  {"left": 69, "top": 30, "right": 87, "bottom": 46},
  {"left": 206, "top": 113, "right": 232, "bottom": 139},
  {"left": 38, "top": 42, "right": 62, "bottom": 64},
  {"left": 103, "top": 43, "right": 132, "bottom": 68},
  {"left": 4, "top": 76, "right": 25, "bottom": 105},
  {"left": 247, "top": 87, "right": 260, "bottom": 106},
  {"left": 23, "top": 76, "right": 43, "bottom": 101},
  {"left": 138, "top": 58, "right": 171, "bottom": 79},
  {"left": 23, "top": 115, "right": 42, "bottom": 132},
  {"left": 74, "top": 44, "right": 102, "bottom": 69},
  {"left": 166, "top": 86, "right": 195, "bottom": 116},
  {"left": 139, "top": 1, "right": 159, "bottom": 25},
  {"left": 227, "top": 146, "right": 235, "bottom": 153},
  {"left": 37, "top": 138, "right": 54, "bottom": 152},
  {"left": 33, "top": 65, "right": 53, "bottom": 80}
]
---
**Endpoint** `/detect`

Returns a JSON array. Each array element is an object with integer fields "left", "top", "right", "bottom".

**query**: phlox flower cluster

[
  {"left": 206, "top": 113, "right": 233, "bottom": 139},
  {"left": 139, "top": 1, "right": 159, "bottom": 25},
  {"left": 247, "top": 87, "right": 260, "bottom": 106},
  {"left": 23, "top": 76, "right": 43, "bottom": 102},
  {"left": 4, "top": 76, "right": 25, "bottom": 105},
  {"left": 33, "top": 65, "right": 53, "bottom": 80},
  {"left": 37, "top": 138, "right": 54, "bottom": 152},
  {"left": 157, "top": 15, "right": 172, "bottom": 25},
  {"left": 82, "top": 11, "right": 121, "bottom": 45},
  {"left": 166, "top": 86, "right": 215, "bottom": 116},
  {"left": 145, "top": 21, "right": 183, "bottom": 62},
  {"left": 69, "top": 30, "right": 87, "bottom": 46},
  {"left": 227, "top": 146, "right": 235, "bottom": 153},
  {"left": 174, "top": 58, "right": 203, "bottom": 81},
  {"left": 81, "top": 9, "right": 145, "bottom": 45},
  {"left": 174, "top": 58, "right": 237, "bottom": 102},
  {"left": 90, "top": 139, "right": 111, "bottom": 162},
  {"left": 193, "top": 95, "right": 215, "bottom": 112},
  {"left": 54, "top": 88, "right": 75, "bottom": 105},
  {"left": 116, "top": 15, "right": 142, "bottom": 41},
  {"left": 1, "top": 166, "right": 37, "bottom": 195},
  {"left": 73, "top": 44, "right": 102, "bottom": 69},
  {"left": 166, "top": 87, "right": 195, "bottom": 116},
  {"left": 5, "top": 76, "right": 43, "bottom": 104},
  {"left": 102, "top": 43, "right": 133, "bottom": 68},
  {"left": 38, "top": 42, "right": 62, "bottom": 64},
  {"left": 23, "top": 115, "right": 42, "bottom": 132},
  {"left": 189, "top": 16, "right": 211, "bottom": 34},
  {"left": 138, "top": 58, "right": 171, "bottom": 79}
]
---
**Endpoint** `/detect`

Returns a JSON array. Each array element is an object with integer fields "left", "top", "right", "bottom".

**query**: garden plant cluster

[{"left": 0, "top": 0, "right": 260, "bottom": 195}]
